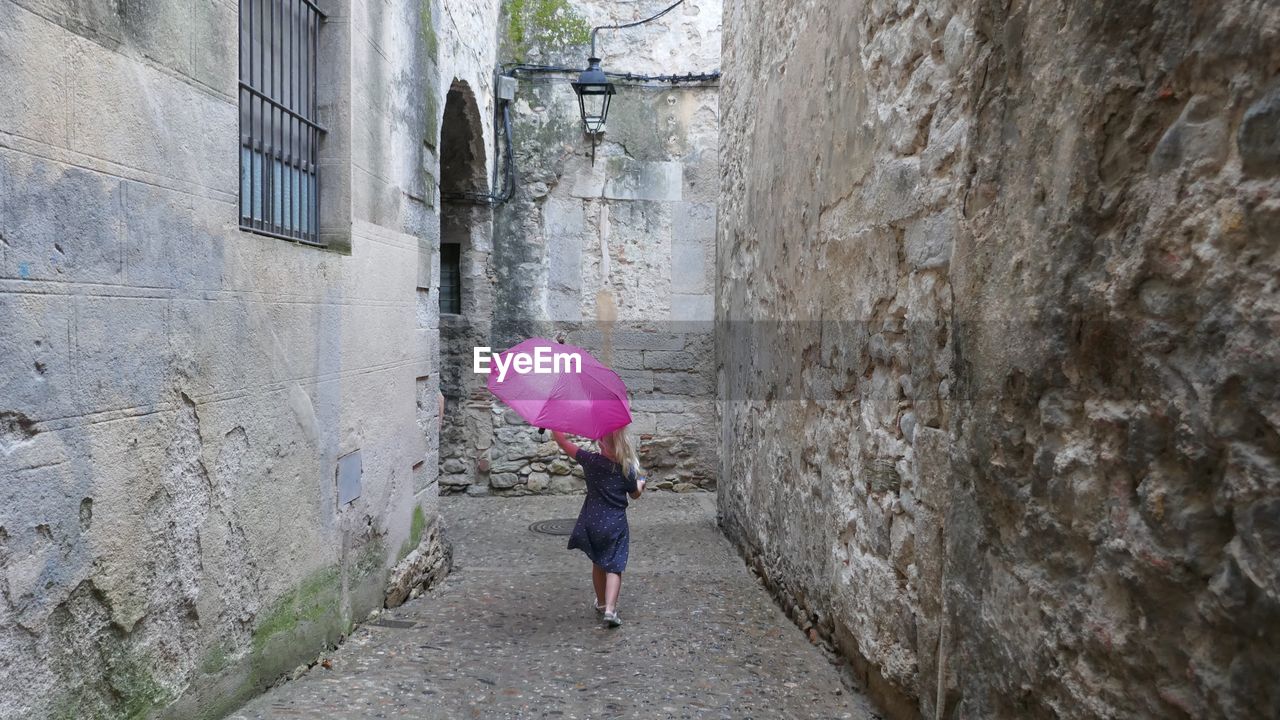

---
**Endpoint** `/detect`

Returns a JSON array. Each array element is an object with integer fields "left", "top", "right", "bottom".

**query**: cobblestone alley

[
  {"left": 3, "top": 0, "right": 1277, "bottom": 717},
  {"left": 229, "top": 495, "right": 878, "bottom": 719}
]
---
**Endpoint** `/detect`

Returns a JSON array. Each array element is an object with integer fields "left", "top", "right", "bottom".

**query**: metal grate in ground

[{"left": 528, "top": 518, "right": 577, "bottom": 535}]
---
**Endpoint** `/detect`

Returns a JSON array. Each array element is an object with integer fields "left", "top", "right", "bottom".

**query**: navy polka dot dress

[{"left": 567, "top": 449, "right": 639, "bottom": 573}]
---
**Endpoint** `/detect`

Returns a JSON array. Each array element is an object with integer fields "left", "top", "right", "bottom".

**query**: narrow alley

[
  {"left": 1, "top": 0, "right": 1277, "bottom": 717},
  {"left": 229, "top": 494, "right": 878, "bottom": 719}
]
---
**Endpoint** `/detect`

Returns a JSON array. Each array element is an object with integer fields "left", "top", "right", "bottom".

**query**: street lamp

[
  {"left": 569, "top": 0, "right": 683, "bottom": 163},
  {"left": 570, "top": 57, "right": 615, "bottom": 163}
]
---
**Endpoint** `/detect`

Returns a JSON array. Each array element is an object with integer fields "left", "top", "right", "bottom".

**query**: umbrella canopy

[{"left": 485, "top": 337, "right": 631, "bottom": 440}]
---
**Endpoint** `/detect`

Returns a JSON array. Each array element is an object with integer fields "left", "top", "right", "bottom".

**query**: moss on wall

[
  {"left": 419, "top": 0, "right": 439, "bottom": 60},
  {"left": 250, "top": 568, "right": 342, "bottom": 655},
  {"left": 354, "top": 537, "right": 389, "bottom": 580},
  {"left": 246, "top": 566, "right": 347, "bottom": 696},
  {"left": 157, "top": 568, "right": 346, "bottom": 720},
  {"left": 50, "top": 643, "right": 173, "bottom": 720},
  {"left": 197, "top": 641, "right": 232, "bottom": 676},
  {"left": 110, "top": 653, "right": 172, "bottom": 720},
  {"left": 424, "top": 90, "right": 440, "bottom": 150},
  {"left": 506, "top": 0, "right": 590, "bottom": 61},
  {"left": 168, "top": 550, "right": 391, "bottom": 720},
  {"left": 399, "top": 506, "right": 428, "bottom": 560},
  {"left": 418, "top": 0, "right": 440, "bottom": 156}
]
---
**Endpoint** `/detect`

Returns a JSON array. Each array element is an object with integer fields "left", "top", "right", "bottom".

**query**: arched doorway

[{"left": 437, "top": 79, "right": 494, "bottom": 493}]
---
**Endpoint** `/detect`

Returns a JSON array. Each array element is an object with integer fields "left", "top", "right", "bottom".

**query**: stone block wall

[
  {"left": 438, "top": 0, "right": 721, "bottom": 495},
  {"left": 0, "top": 0, "right": 499, "bottom": 716},
  {"left": 719, "top": 0, "right": 1279, "bottom": 718}
]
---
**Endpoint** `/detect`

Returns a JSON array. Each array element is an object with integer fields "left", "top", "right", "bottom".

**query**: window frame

[
  {"left": 238, "top": 0, "right": 327, "bottom": 246},
  {"left": 439, "top": 242, "right": 463, "bottom": 316}
]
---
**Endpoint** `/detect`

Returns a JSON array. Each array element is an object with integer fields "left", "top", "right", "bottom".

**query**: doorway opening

[{"left": 437, "top": 79, "right": 494, "bottom": 493}]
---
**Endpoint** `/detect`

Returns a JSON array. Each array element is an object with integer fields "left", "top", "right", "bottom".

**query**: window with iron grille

[
  {"left": 440, "top": 243, "right": 462, "bottom": 315},
  {"left": 239, "top": 0, "right": 325, "bottom": 245}
]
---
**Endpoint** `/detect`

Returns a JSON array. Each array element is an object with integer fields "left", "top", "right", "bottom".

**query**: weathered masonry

[
  {"left": 0, "top": 0, "right": 500, "bottom": 716},
  {"left": 0, "top": 0, "right": 718, "bottom": 713},
  {"left": 438, "top": 0, "right": 721, "bottom": 496},
  {"left": 719, "top": 1, "right": 1280, "bottom": 718}
]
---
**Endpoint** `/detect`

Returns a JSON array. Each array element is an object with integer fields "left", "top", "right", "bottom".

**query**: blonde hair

[{"left": 602, "top": 427, "right": 642, "bottom": 480}]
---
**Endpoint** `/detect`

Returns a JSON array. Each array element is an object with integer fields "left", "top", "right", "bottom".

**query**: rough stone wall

[
  {"left": 719, "top": 1, "right": 1280, "bottom": 718},
  {"left": 0, "top": 0, "right": 499, "bottom": 716},
  {"left": 439, "top": 0, "right": 722, "bottom": 496}
]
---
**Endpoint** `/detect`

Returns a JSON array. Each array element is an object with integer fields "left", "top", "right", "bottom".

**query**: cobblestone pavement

[{"left": 230, "top": 494, "right": 879, "bottom": 719}]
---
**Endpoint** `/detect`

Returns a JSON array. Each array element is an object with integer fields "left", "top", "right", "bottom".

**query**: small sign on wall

[{"left": 337, "top": 450, "right": 362, "bottom": 505}]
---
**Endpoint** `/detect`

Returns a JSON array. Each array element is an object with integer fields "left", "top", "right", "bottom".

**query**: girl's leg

[
  {"left": 592, "top": 564, "right": 607, "bottom": 607},
  {"left": 604, "top": 572, "right": 622, "bottom": 613}
]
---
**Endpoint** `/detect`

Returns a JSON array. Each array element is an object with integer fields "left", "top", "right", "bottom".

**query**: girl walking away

[{"left": 552, "top": 427, "right": 646, "bottom": 627}]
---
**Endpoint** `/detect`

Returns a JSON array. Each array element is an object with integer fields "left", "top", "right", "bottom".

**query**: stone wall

[
  {"left": 438, "top": 0, "right": 721, "bottom": 495},
  {"left": 0, "top": 0, "right": 499, "bottom": 716},
  {"left": 719, "top": 0, "right": 1279, "bottom": 718}
]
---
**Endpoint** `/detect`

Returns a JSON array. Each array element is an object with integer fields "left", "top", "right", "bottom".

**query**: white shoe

[
  {"left": 593, "top": 599, "right": 605, "bottom": 615},
  {"left": 603, "top": 611, "right": 622, "bottom": 628}
]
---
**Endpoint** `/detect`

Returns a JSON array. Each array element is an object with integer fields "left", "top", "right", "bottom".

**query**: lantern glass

[
  {"left": 571, "top": 57, "right": 616, "bottom": 136},
  {"left": 577, "top": 91, "right": 612, "bottom": 134}
]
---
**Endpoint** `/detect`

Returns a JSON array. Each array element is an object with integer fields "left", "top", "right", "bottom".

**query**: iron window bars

[
  {"left": 439, "top": 243, "right": 462, "bottom": 315},
  {"left": 239, "top": 0, "right": 326, "bottom": 245}
]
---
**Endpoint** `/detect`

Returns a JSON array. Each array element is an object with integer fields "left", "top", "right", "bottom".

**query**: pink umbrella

[{"left": 485, "top": 337, "right": 632, "bottom": 439}]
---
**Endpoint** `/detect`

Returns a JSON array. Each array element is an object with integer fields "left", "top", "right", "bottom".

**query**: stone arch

[
  {"left": 437, "top": 78, "right": 495, "bottom": 494},
  {"left": 438, "top": 78, "right": 489, "bottom": 317},
  {"left": 440, "top": 79, "right": 488, "bottom": 197}
]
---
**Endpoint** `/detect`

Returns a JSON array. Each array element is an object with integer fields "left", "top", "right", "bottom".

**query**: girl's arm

[
  {"left": 628, "top": 472, "right": 646, "bottom": 500},
  {"left": 624, "top": 476, "right": 645, "bottom": 499},
  {"left": 552, "top": 430, "right": 580, "bottom": 459}
]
